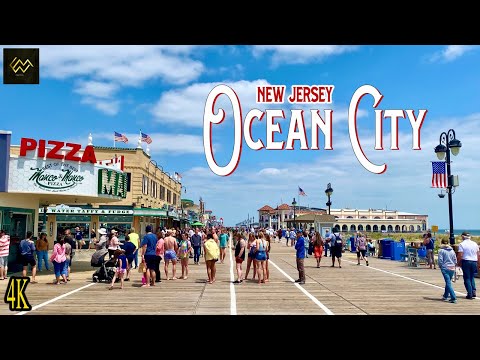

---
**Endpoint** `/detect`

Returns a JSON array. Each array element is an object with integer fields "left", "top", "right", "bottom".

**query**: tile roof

[{"left": 258, "top": 205, "right": 274, "bottom": 211}]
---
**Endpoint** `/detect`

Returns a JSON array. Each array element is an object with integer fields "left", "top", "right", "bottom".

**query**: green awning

[
  {"left": 133, "top": 208, "right": 168, "bottom": 217},
  {"left": 191, "top": 221, "right": 204, "bottom": 226}
]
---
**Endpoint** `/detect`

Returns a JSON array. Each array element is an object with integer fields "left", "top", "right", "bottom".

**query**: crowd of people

[{"left": 1, "top": 224, "right": 478, "bottom": 303}]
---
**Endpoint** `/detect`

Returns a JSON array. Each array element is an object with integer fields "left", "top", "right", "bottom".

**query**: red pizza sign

[{"left": 19, "top": 138, "right": 97, "bottom": 163}]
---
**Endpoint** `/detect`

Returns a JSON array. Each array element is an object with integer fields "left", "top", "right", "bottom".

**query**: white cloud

[
  {"left": 258, "top": 168, "right": 281, "bottom": 176},
  {"left": 74, "top": 80, "right": 119, "bottom": 98},
  {"left": 151, "top": 79, "right": 271, "bottom": 127},
  {"left": 80, "top": 97, "right": 120, "bottom": 116},
  {"left": 32, "top": 45, "right": 205, "bottom": 86},
  {"left": 252, "top": 45, "right": 359, "bottom": 65},
  {"left": 429, "top": 45, "right": 477, "bottom": 62},
  {"left": 1, "top": 45, "right": 206, "bottom": 115}
]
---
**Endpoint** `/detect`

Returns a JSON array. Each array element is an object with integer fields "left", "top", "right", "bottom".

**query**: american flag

[
  {"left": 298, "top": 186, "right": 307, "bottom": 196},
  {"left": 114, "top": 131, "right": 128, "bottom": 143},
  {"left": 432, "top": 161, "right": 447, "bottom": 188},
  {"left": 175, "top": 172, "right": 183, "bottom": 180},
  {"left": 141, "top": 132, "right": 152, "bottom": 144}
]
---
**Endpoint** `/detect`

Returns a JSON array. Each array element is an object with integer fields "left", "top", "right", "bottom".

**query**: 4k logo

[
  {"left": 4, "top": 276, "right": 32, "bottom": 311},
  {"left": 3, "top": 48, "right": 39, "bottom": 84}
]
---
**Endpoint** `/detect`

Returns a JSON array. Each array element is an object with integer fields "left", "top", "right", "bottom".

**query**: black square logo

[{"left": 3, "top": 48, "right": 39, "bottom": 84}]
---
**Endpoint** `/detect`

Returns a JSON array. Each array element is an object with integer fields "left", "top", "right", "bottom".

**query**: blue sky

[{"left": 1, "top": 45, "right": 479, "bottom": 228}]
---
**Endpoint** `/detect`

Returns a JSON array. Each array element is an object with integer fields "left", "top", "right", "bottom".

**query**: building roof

[
  {"left": 258, "top": 205, "right": 274, "bottom": 211},
  {"left": 277, "top": 204, "right": 291, "bottom": 210}
]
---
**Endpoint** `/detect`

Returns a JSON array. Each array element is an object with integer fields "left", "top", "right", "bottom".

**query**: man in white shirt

[{"left": 457, "top": 231, "right": 480, "bottom": 299}]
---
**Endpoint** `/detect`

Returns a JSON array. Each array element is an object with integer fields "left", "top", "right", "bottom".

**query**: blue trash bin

[
  {"left": 391, "top": 241, "right": 406, "bottom": 261},
  {"left": 380, "top": 238, "right": 394, "bottom": 259},
  {"left": 350, "top": 237, "right": 356, "bottom": 252}
]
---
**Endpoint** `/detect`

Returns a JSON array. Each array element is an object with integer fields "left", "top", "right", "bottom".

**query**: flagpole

[{"left": 114, "top": 132, "right": 116, "bottom": 148}]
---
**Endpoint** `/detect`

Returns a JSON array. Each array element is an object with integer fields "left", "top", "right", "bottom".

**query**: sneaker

[
  {"left": 449, "top": 299, "right": 457, "bottom": 303},
  {"left": 442, "top": 297, "right": 448, "bottom": 301},
  {"left": 299, "top": 281, "right": 305, "bottom": 285},
  {"left": 294, "top": 279, "right": 301, "bottom": 283},
  {"left": 473, "top": 291, "right": 477, "bottom": 299},
  {"left": 466, "top": 295, "right": 473, "bottom": 300},
  {"left": 233, "top": 280, "right": 240, "bottom": 284},
  {"left": 330, "top": 265, "right": 335, "bottom": 267}
]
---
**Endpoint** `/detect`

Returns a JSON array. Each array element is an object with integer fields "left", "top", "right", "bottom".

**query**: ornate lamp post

[
  {"left": 434, "top": 129, "right": 462, "bottom": 245},
  {"left": 325, "top": 183, "right": 333, "bottom": 215}
]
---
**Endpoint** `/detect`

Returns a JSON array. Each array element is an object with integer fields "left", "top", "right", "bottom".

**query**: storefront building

[
  {"left": 33, "top": 142, "right": 184, "bottom": 238},
  {"left": 0, "top": 131, "right": 127, "bottom": 269},
  {"left": 89, "top": 145, "right": 183, "bottom": 234}
]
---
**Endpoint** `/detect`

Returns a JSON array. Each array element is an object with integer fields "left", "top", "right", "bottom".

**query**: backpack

[
  {"left": 334, "top": 234, "right": 343, "bottom": 248},
  {"left": 357, "top": 237, "right": 366, "bottom": 250}
]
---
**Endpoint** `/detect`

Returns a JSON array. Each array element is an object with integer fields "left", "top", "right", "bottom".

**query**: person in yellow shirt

[
  {"left": 203, "top": 233, "right": 220, "bottom": 284},
  {"left": 128, "top": 227, "right": 140, "bottom": 269}
]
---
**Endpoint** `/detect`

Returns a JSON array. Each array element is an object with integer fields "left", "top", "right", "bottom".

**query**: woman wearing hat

[
  {"left": 108, "top": 229, "right": 120, "bottom": 258},
  {"left": 96, "top": 228, "right": 108, "bottom": 250}
]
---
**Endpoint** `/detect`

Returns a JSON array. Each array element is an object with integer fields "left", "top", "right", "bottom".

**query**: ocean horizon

[{"left": 438, "top": 229, "right": 480, "bottom": 236}]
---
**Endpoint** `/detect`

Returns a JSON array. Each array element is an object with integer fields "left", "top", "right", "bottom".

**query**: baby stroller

[{"left": 91, "top": 248, "right": 116, "bottom": 283}]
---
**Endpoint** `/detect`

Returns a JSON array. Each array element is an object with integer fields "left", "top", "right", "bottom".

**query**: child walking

[{"left": 109, "top": 249, "right": 127, "bottom": 290}]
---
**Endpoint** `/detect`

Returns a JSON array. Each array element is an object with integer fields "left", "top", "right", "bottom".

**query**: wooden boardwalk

[{"left": 1, "top": 240, "right": 479, "bottom": 315}]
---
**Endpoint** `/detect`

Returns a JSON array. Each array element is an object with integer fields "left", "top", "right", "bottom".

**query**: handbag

[{"left": 138, "top": 262, "right": 146, "bottom": 273}]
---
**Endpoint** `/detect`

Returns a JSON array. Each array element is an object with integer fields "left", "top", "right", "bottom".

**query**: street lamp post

[
  {"left": 292, "top": 198, "right": 297, "bottom": 230},
  {"left": 325, "top": 183, "right": 333, "bottom": 215},
  {"left": 434, "top": 129, "right": 462, "bottom": 245}
]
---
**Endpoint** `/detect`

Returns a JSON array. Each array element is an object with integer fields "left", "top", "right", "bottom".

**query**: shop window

[
  {"left": 173, "top": 193, "right": 177, "bottom": 205},
  {"left": 56, "top": 223, "right": 91, "bottom": 241},
  {"left": 142, "top": 175, "right": 149, "bottom": 195},
  {"left": 99, "top": 223, "right": 131, "bottom": 241}
]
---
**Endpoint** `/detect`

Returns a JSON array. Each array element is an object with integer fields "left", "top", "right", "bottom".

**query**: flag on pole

[
  {"left": 114, "top": 131, "right": 128, "bottom": 143},
  {"left": 432, "top": 161, "right": 447, "bottom": 188},
  {"left": 298, "top": 186, "right": 307, "bottom": 196},
  {"left": 174, "top": 172, "right": 183, "bottom": 180},
  {"left": 141, "top": 132, "right": 152, "bottom": 144}
]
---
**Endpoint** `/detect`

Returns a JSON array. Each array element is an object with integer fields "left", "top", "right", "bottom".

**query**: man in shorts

[
  {"left": 140, "top": 225, "right": 158, "bottom": 287},
  {"left": 164, "top": 229, "right": 178, "bottom": 280},
  {"left": 20, "top": 231, "right": 37, "bottom": 283},
  {"left": 74, "top": 226, "right": 84, "bottom": 252},
  {"left": 355, "top": 233, "right": 369, "bottom": 266},
  {"left": 330, "top": 231, "right": 344, "bottom": 268}
]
